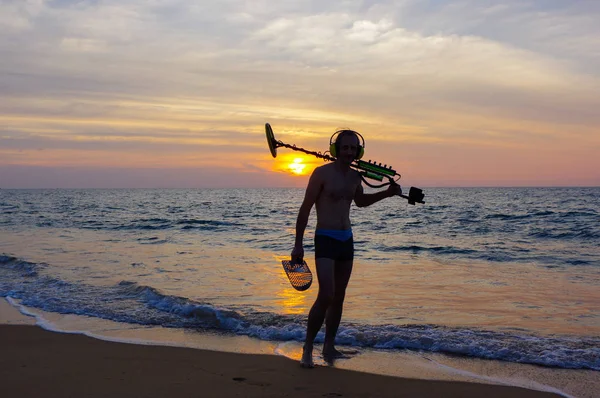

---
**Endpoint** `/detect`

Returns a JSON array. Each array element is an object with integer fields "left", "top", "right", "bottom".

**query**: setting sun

[{"left": 288, "top": 158, "right": 307, "bottom": 175}]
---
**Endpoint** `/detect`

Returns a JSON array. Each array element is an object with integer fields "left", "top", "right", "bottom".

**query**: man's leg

[
  {"left": 323, "top": 257, "right": 353, "bottom": 360},
  {"left": 301, "top": 257, "right": 334, "bottom": 368}
]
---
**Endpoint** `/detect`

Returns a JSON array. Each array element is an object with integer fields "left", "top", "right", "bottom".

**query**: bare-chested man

[{"left": 291, "top": 129, "right": 402, "bottom": 368}]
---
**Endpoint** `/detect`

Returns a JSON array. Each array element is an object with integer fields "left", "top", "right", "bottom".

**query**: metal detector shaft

[{"left": 265, "top": 123, "right": 425, "bottom": 205}]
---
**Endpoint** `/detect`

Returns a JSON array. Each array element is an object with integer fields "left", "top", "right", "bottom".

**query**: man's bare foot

[
  {"left": 322, "top": 346, "right": 347, "bottom": 362},
  {"left": 300, "top": 345, "right": 314, "bottom": 368}
]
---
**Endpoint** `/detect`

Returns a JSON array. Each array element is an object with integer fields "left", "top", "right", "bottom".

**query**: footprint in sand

[{"left": 232, "top": 377, "right": 271, "bottom": 387}]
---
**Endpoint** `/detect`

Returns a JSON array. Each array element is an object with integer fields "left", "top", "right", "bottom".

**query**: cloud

[
  {"left": 0, "top": 164, "right": 297, "bottom": 188},
  {"left": 0, "top": 0, "right": 599, "bottom": 187}
]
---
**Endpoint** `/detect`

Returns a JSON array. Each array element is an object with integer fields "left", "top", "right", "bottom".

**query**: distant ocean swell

[
  {"left": 1, "top": 255, "right": 598, "bottom": 371},
  {"left": 373, "top": 244, "right": 596, "bottom": 266},
  {"left": 2, "top": 216, "right": 598, "bottom": 266},
  {"left": 3, "top": 187, "right": 600, "bottom": 268}
]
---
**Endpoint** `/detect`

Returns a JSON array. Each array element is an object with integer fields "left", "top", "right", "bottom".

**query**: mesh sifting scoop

[{"left": 281, "top": 260, "right": 313, "bottom": 291}]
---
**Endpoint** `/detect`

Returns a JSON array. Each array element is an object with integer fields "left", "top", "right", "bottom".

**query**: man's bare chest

[{"left": 320, "top": 177, "right": 358, "bottom": 202}]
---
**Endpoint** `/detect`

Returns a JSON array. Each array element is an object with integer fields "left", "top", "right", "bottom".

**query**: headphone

[{"left": 329, "top": 129, "right": 365, "bottom": 160}]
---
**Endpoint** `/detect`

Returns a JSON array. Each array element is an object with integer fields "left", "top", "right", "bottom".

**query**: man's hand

[
  {"left": 386, "top": 182, "right": 402, "bottom": 197},
  {"left": 291, "top": 245, "right": 304, "bottom": 264}
]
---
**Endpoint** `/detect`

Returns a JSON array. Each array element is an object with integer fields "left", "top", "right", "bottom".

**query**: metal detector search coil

[{"left": 264, "top": 123, "right": 425, "bottom": 205}]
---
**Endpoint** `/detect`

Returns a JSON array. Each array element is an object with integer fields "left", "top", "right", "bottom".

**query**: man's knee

[
  {"left": 332, "top": 290, "right": 346, "bottom": 306},
  {"left": 317, "top": 290, "right": 335, "bottom": 306}
]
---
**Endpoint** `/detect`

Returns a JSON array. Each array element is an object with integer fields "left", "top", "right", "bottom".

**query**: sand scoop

[{"left": 281, "top": 260, "right": 313, "bottom": 291}]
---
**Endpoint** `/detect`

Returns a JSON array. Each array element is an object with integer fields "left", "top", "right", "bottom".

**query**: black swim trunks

[{"left": 314, "top": 235, "right": 354, "bottom": 261}]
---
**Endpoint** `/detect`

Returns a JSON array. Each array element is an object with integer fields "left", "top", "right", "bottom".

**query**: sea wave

[
  {"left": 0, "top": 254, "right": 44, "bottom": 277},
  {"left": 484, "top": 211, "right": 556, "bottom": 220},
  {"left": 1, "top": 256, "right": 598, "bottom": 371},
  {"left": 379, "top": 245, "right": 478, "bottom": 255}
]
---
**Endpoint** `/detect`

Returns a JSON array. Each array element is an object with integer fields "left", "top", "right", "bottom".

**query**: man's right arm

[{"left": 294, "top": 168, "right": 323, "bottom": 248}]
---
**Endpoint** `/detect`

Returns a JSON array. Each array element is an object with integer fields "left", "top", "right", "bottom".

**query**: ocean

[{"left": 1, "top": 187, "right": 599, "bottom": 394}]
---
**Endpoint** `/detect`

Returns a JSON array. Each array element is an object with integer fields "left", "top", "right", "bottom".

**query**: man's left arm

[{"left": 354, "top": 182, "right": 402, "bottom": 208}]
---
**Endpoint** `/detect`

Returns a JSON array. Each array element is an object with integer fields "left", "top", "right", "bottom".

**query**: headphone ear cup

[
  {"left": 356, "top": 146, "right": 364, "bottom": 160},
  {"left": 330, "top": 143, "right": 337, "bottom": 157}
]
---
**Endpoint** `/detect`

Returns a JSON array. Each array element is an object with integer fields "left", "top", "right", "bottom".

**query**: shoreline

[{"left": 0, "top": 298, "right": 577, "bottom": 398}]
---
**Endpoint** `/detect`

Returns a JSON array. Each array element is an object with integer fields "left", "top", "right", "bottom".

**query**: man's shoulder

[
  {"left": 318, "top": 163, "right": 334, "bottom": 170},
  {"left": 313, "top": 163, "right": 333, "bottom": 174},
  {"left": 309, "top": 164, "right": 328, "bottom": 183}
]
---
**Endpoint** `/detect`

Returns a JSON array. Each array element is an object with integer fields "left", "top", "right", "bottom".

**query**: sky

[{"left": 1, "top": 0, "right": 599, "bottom": 188}]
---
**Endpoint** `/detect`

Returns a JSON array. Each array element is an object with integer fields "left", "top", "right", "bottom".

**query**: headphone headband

[{"left": 329, "top": 129, "right": 365, "bottom": 160}]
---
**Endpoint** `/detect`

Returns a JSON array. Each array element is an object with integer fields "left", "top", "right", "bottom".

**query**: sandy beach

[
  {"left": 0, "top": 301, "right": 563, "bottom": 398},
  {"left": 1, "top": 325, "right": 565, "bottom": 398}
]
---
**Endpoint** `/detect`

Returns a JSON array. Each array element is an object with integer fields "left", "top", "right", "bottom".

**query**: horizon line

[{"left": 2, "top": 185, "right": 599, "bottom": 190}]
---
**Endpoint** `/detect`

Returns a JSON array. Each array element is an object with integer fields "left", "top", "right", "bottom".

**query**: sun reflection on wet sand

[{"left": 273, "top": 255, "right": 312, "bottom": 315}]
